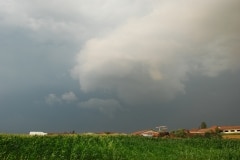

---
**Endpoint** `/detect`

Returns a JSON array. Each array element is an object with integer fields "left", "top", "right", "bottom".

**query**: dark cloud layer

[{"left": 0, "top": 0, "right": 240, "bottom": 133}]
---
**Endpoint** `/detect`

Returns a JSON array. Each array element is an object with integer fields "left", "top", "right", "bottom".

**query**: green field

[{"left": 0, "top": 134, "right": 240, "bottom": 160}]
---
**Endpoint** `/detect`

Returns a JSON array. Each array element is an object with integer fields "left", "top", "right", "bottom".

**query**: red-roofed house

[
  {"left": 218, "top": 126, "right": 240, "bottom": 134},
  {"left": 189, "top": 125, "right": 240, "bottom": 135}
]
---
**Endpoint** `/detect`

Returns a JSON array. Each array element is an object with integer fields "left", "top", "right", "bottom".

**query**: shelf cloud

[{"left": 72, "top": 0, "right": 240, "bottom": 107}]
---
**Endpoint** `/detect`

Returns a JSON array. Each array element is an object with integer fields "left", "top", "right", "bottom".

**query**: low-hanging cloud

[
  {"left": 72, "top": 0, "right": 240, "bottom": 107},
  {"left": 45, "top": 91, "right": 78, "bottom": 105},
  {"left": 79, "top": 98, "right": 121, "bottom": 117},
  {"left": 61, "top": 91, "right": 78, "bottom": 102},
  {"left": 45, "top": 94, "right": 62, "bottom": 105}
]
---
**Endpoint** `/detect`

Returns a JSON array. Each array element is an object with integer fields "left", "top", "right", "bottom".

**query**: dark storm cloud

[
  {"left": 0, "top": 0, "right": 240, "bottom": 133},
  {"left": 0, "top": 0, "right": 160, "bottom": 133}
]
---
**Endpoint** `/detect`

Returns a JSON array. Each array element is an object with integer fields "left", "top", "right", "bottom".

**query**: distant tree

[
  {"left": 172, "top": 129, "right": 187, "bottom": 138},
  {"left": 200, "top": 122, "right": 207, "bottom": 129}
]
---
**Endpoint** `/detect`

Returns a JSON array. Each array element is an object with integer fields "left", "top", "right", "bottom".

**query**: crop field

[{"left": 0, "top": 134, "right": 240, "bottom": 160}]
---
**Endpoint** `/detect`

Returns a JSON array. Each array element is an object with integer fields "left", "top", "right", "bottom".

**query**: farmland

[{"left": 0, "top": 134, "right": 240, "bottom": 160}]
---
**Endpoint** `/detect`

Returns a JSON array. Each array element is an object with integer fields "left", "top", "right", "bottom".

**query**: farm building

[
  {"left": 218, "top": 126, "right": 240, "bottom": 134},
  {"left": 132, "top": 129, "right": 169, "bottom": 137},
  {"left": 132, "top": 130, "right": 160, "bottom": 137},
  {"left": 29, "top": 131, "right": 47, "bottom": 136},
  {"left": 189, "top": 126, "right": 218, "bottom": 135},
  {"left": 189, "top": 125, "right": 240, "bottom": 135}
]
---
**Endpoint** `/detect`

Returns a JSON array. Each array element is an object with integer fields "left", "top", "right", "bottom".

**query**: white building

[{"left": 29, "top": 131, "right": 47, "bottom": 136}]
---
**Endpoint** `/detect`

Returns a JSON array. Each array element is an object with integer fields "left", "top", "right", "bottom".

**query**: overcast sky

[{"left": 0, "top": 0, "right": 240, "bottom": 133}]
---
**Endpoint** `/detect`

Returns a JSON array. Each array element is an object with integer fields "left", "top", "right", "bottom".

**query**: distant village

[
  {"left": 29, "top": 124, "right": 240, "bottom": 139},
  {"left": 131, "top": 125, "right": 240, "bottom": 138}
]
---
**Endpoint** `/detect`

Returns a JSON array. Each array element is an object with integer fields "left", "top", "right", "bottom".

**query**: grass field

[{"left": 1, "top": 134, "right": 240, "bottom": 160}]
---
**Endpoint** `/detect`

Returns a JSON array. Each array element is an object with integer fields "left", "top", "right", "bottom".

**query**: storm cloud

[
  {"left": 0, "top": 0, "right": 240, "bottom": 133},
  {"left": 72, "top": 0, "right": 240, "bottom": 107}
]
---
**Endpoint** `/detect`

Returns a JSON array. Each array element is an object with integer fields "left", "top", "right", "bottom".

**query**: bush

[{"left": 171, "top": 129, "right": 187, "bottom": 138}]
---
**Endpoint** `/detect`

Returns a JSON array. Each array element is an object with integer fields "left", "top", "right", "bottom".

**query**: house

[
  {"left": 29, "top": 131, "right": 47, "bottom": 136},
  {"left": 218, "top": 126, "right": 240, "bottom": 134},
  {"left": 189, "top": 125, "right": 240, "bottom": 135},
  {"left": 189, "top": 126, "right": 218, "bottom": 135},
  {"left": 132, "top": 129, "right": 160, "bottom": 137}
]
